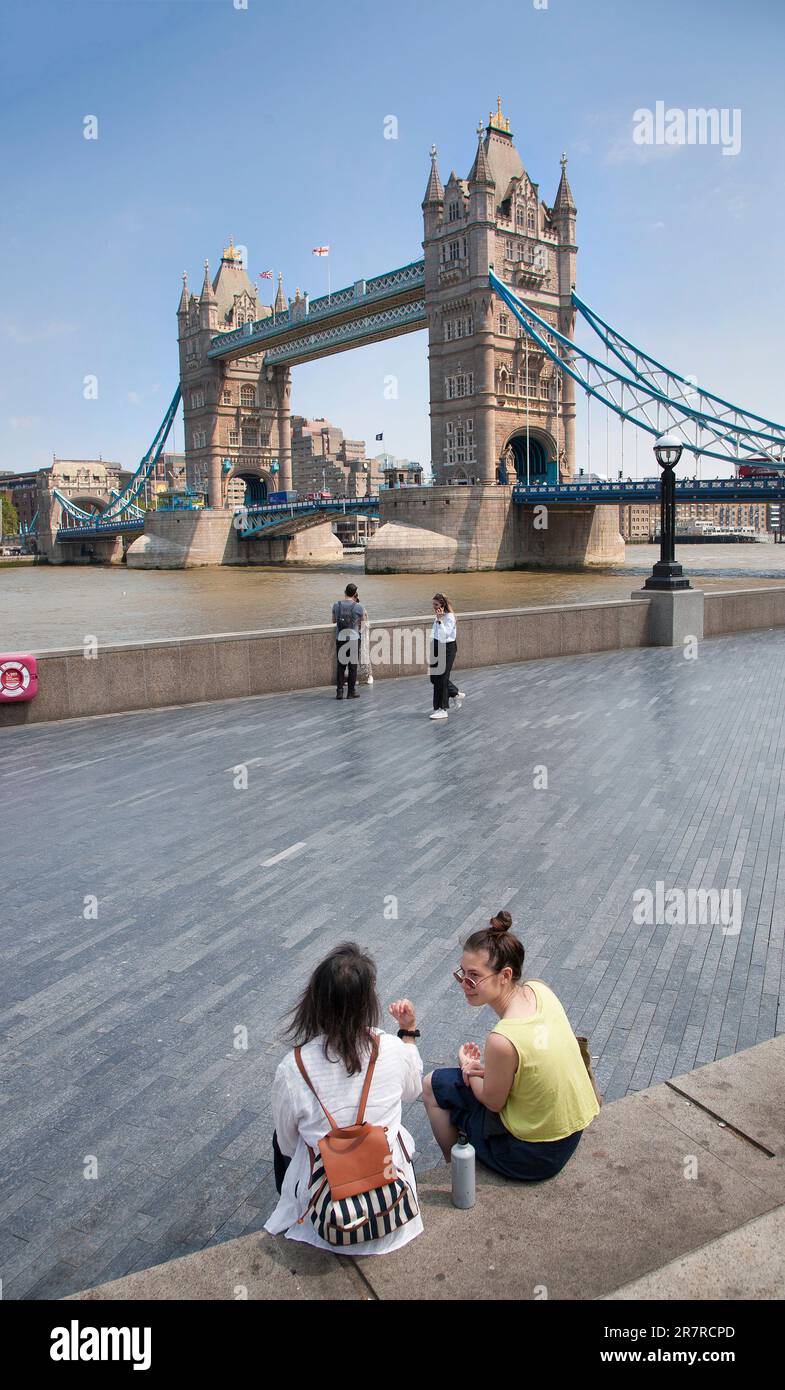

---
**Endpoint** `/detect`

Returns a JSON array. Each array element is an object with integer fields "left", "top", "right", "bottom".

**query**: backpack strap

[
  {"left": 295, "top": 1032, "right": 381, "bottom": 1130},
  {"left": 354, "top": 1033, "right": 380, "bottom": 1125},
  {"left": 294, "top": 1047, "right": 338, "bottom": 1131}
]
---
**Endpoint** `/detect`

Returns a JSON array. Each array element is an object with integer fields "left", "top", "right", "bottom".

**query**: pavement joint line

[
  {"left": 337, "top": 1254, "right": 379, "bottom": 1300},
  {"left": 663, "top": 1081, "right": 777, "bottom": 1157}
]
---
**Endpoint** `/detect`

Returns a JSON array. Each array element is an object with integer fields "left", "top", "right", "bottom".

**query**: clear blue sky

[{"left": 1, "top": 0, "right": 783, "bottom": 478}]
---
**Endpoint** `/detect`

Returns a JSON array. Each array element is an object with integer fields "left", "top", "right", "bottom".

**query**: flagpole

[{"left": 327, "top": 255, "right": 331, "bottom": 306}]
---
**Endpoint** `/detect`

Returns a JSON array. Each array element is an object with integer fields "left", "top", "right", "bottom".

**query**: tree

[{"left": 1, "top": 495, "right": 19, "bottom": 536}]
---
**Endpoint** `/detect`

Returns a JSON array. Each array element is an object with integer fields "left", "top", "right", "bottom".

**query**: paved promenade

[{"left": 1, "top": 626, "right": 784, "bottom": 1297}]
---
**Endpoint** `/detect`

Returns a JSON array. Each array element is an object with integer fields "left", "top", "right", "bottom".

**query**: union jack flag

[{"left": 257, "top": 270, "right": 274, "bottom": 279}]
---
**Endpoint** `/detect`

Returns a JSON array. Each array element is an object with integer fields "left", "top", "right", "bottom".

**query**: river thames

[{"left": 4, "top": 543, "right": 785, "bottom": 649}]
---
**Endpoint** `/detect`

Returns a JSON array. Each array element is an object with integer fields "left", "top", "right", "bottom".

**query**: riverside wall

[{"left": 2, "top": 587, "right": 785, "bottom": 727}]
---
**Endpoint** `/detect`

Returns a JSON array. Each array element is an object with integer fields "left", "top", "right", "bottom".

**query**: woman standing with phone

[{"left": 429, "top": 593, "right": 464, "bottom": 721}]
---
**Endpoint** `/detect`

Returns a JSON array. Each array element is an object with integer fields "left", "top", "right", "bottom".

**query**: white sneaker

[
  {"left": 454, "top": 690, "right": 466, "bottom": 704},
  {"left": 430, "top": 709, "right": 448, "bottom": 720}
]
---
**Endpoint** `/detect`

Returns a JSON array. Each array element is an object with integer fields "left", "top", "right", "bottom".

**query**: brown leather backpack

[{"left": 295, "top": 1033, "right": 419, "bottom": 1246}]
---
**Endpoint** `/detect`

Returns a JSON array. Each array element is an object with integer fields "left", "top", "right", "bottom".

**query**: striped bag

[{"left": 295, "top": 1034, "right": 419, "bottom": 1247}]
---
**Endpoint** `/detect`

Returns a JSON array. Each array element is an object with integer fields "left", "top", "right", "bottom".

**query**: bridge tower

[
  {"left": 177, "top": 242, "right": 292, "bottom": 507},
  {"left": 423, "top": 100, "right": 577, "bottom": 486}
]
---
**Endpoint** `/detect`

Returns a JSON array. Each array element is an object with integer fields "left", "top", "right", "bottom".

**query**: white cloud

[
  {"left": 605, "top": 135, "right": 683, "bottom": 166},
  {"left": 9, "top": 416, "right": 37, "bottom": 429},
  {"left": 1, "top": 319, "right": 78, "bottom": 344}
]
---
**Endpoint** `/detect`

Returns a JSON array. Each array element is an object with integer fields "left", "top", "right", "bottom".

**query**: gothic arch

[{"left": 503, "top": 426, "right": 556, "bottom": 483}]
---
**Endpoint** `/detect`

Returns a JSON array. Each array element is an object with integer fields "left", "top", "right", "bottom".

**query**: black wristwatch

[{"left": 397, "top": 1028, "right": 421, "bottom": 1039}]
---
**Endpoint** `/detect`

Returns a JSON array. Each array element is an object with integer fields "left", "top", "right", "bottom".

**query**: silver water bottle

[{"left": 451, "top": 1133, "right": 476, "bottom": 1209}]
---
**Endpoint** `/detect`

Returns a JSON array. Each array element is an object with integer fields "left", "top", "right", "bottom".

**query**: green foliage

[{"left": 1, "top": 494, "right": 19, "bottom": 534}]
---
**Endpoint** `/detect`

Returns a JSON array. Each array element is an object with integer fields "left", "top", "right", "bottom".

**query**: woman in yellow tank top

[{"left": 422, "top": 913, "right": 600, "bottom": 1181}]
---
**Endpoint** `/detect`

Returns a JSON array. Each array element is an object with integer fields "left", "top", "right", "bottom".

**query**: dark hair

[
  {"left": 345, "top": 583, "right": 358, "bottom": 597},
  {"left": 463, "top": 911, "right": 525, "bottom": 982},
  {"left": 432, "top": 592, "right": 453, "bottom": 612},
  {"left": 285, "top": 942, "right": 380, "bottom": 1074}
]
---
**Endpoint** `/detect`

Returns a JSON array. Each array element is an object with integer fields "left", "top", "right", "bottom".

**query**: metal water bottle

[{"left": 451, "top": 1132, "right": 476, "bottom": 1209}]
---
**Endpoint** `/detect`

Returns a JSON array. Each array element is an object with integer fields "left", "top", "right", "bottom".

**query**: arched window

[{"left": 240, "top": 385, "right": 255, "bottom": 407}]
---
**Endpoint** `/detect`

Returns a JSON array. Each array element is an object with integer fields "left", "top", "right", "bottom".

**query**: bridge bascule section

[{"left": 34, "top": 101, "right": 785, "bottom": 569}]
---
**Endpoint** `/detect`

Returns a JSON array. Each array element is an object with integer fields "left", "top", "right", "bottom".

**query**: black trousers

[
  {"left": 430, "top": 639, "right": 457, "bottom": 710},
  {"left": 273, "top": 1130, "right": 291, "bottom": 1194},
  {"left": 336, "top": 636, "right": 358, "bottom": 694}
]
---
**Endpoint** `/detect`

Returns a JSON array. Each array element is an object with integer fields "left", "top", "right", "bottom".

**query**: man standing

[{"left": 332, "top": 582, "right": 365, "bottom": 699}]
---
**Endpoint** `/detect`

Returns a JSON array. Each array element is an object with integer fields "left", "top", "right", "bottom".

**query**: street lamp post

[{"left": 644, "top": 434, "right": 691, "bottom": 591}]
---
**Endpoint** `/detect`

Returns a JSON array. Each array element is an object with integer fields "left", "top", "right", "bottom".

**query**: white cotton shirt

[
  {"left": 432, "top": 612, "right": 457, "bottom": 642},
  {"left": 265, "top": 1029, "right": 424, "bottom": 1256}
]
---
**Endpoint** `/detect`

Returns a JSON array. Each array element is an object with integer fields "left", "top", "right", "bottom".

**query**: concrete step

[{"left": 69, "top": 1035, "right": 785, "bottom": 1302}]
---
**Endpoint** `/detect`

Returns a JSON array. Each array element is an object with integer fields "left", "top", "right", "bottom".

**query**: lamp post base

[{"left": 644, "top": 561, "right": 691, "bottom": 592}]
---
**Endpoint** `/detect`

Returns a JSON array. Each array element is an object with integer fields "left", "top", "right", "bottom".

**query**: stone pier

[
  {"left": 364, "top": 484, "right": 624, "bottom": 572},
  {"left": 126, "top": 507, "right": 342, "bottom": 569}
]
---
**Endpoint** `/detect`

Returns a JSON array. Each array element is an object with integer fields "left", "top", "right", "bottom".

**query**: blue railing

[{"left": 513, "top": 478, "right": 785, "bottom": 504}]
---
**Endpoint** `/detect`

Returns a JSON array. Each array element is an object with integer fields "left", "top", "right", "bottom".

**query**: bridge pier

[
  {"left": 126, "top": 507, "right": 342, "bottom": 567},
  {"left": 364, "top": 485, "right": 624, "bottom": 572}
]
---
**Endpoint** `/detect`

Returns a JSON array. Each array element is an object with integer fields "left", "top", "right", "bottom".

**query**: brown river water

[{"left": 3, "top": 545, "right": 785, "bottom": 651}]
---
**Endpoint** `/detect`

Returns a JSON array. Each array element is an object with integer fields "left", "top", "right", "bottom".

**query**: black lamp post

[{"left": 644, "top": 433, "right": 691, "bottom": 591}]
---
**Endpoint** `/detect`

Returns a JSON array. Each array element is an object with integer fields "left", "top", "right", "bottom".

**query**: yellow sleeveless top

[{"left": 492, "top": 981, "right": 600, "bottom": 1142}]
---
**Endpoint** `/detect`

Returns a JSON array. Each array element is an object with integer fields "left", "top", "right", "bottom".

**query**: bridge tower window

[
  {"left": 240, "top": 385, "right": 256, "bottom": 407},
  {"left": 448, "top": 200, "right": 460, "bottom": 221}
]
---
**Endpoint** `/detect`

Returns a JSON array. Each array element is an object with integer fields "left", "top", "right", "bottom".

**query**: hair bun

[{"left": 489, "top": 911, "right": 512, "bottom": 933}]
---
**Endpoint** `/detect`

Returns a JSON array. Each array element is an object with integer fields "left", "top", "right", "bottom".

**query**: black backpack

[{"left": 335, "top": 600, "right": 359, "bottom": 637}]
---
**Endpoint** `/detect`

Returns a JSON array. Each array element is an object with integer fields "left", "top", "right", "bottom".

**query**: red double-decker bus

[{"left": 736, "top": 456, "right": 785, "bottom": 480}]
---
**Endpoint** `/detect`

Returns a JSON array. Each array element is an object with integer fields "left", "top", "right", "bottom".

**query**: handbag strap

[
  {"left": 354, "top": 1033, "right": 380, "bottom": 1125},
  {"left": 294, "top": 1047, "right": 338, "bottom": 1130},
  {"left": 294, "top": 1032, "right": 381, "bottom": 1131}
]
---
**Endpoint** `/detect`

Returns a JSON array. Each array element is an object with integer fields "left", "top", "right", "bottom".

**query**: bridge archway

[
  {"left": 57, "top": 494, "right": 107, "bottom": 529},
  {"left": 501, "top": 428, "right": 555, "bottom": 484},
  {"left": 224, "top": 468, "right": 271, "bottom": 508}
]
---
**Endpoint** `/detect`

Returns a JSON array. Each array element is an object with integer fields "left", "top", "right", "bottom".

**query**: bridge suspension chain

[{"left": 489, "top": 272, "right": 785, "bottom": 466}]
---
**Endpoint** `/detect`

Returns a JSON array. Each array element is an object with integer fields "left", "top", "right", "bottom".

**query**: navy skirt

[{"left": 431, "top": 1067, "right": 583, "bottom": 1182}]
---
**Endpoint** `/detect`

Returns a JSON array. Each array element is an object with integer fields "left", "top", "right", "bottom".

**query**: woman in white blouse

[
  {"left": 430, "top": 592, "right": 464, "bottom": 721},
  {"left": 265, "top": 943, "right": 424, "bottom": 1256}
]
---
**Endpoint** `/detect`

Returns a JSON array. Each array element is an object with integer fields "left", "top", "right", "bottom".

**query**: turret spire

[
  {"left": 422, "top": 143, "right": 444, "bottom": 207},
  {"left": 200, "top": 259, "right": 216, "bottom": 303},
  {"left": 469, "top": 120, "right": 494, "bottom": 186},
  {"left": 554, "top": 152, "right": 576, "bottom": 215},
  {"left": 177, "top": 271, "right": 189, "bottom": 314},
  {"left": 274, "top": 272, "right": 287, "bottom": 314}
]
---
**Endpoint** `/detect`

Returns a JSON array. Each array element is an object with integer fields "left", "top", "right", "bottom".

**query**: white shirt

[
  {"left": 432, "top": 611, "right": 457, "bottom": 642},
  {"left": 265, "top": 1030, "right": 424, "bottom": 1256}
]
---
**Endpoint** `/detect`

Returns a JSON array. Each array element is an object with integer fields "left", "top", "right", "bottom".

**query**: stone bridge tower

[
  {"left": 177, "top": 241, "right": 292, "bottom": 508},
  {"left": 423, "top": 99, "right": 577, "bottom": 486}
]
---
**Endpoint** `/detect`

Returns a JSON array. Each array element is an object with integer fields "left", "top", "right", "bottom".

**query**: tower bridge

[{"left": 32, "top": 99, "right": 785, "bottom": 571}]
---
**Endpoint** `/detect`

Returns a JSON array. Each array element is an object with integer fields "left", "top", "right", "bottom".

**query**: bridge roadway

[
  {"left": 1, "top": 628, "right": 784, "bottom": 1297},
  {"left": 52, "top": 477, "right": 785, "bottom": 543}
]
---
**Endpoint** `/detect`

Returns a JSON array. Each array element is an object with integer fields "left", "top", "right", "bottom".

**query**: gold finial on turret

[
  {"left": 222, "top": 236, "right": 242, "bottom": 262},
  {"left": 489, "top": 96, "right": 510, "bottom": 133}
]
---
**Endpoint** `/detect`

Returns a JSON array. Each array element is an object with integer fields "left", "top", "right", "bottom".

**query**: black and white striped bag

[{"left": 295, "top": 1035, "right": 419, "bottom": 1247}]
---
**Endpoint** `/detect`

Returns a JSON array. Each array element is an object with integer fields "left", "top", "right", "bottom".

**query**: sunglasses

[{"left": 452, "top": 966, "right": 497, "bottom": 991}]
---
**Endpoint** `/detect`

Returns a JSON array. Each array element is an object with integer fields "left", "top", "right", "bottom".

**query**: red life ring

[{"left": 0, "top": 655, "right": 38, "bottom": 702}]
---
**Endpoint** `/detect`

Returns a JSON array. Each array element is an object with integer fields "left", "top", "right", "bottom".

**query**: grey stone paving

[{"left": 1, "top": 628, "right": 784, "bottom": 1299}]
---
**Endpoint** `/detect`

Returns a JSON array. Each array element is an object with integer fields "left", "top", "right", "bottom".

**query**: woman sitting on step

[
  {"left": 422, "top": 913, "right": 600, "bottom": 1181},
  {"left": 265, "top": 942, "right": 424, "bottom": 1254}
]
